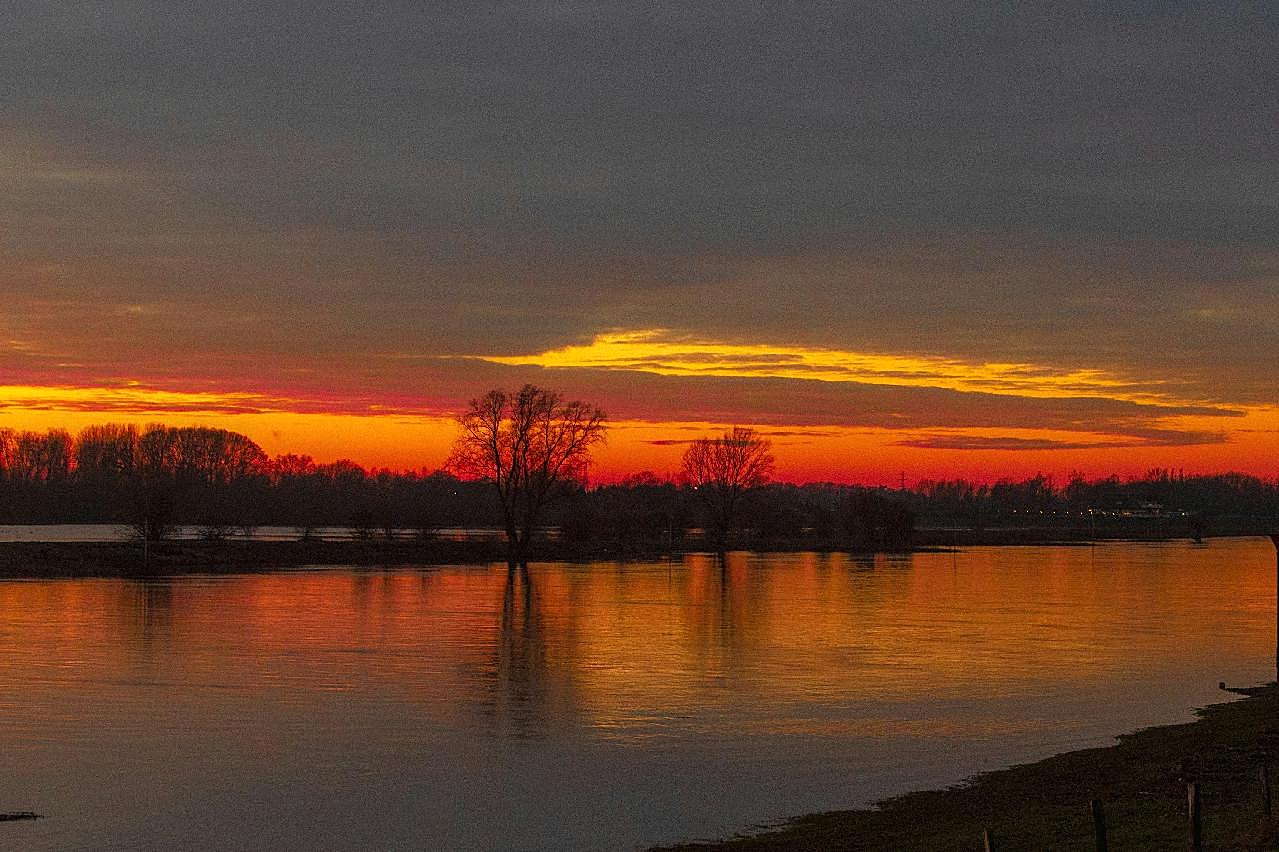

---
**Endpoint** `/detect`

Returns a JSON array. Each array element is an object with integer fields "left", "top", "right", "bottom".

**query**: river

[{"left": 0, "top": 538, "right": 1273, "bottom": 850}]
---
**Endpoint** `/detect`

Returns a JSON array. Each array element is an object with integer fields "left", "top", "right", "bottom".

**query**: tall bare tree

[
  {"left": 682, "top": 427, "right": 775, "bottom": 550},
  {"left": 448, "top": 385, "right": 606, "bottom": 568}
]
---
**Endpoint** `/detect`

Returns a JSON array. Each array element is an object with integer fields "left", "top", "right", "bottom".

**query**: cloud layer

[{"left": 2, "top": 3, "right": 1276, "bottom": 473}]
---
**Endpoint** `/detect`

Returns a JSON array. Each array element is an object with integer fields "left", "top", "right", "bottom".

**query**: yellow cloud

[
  {"left": 0, "top": 384, "right": 289, "bottom": 415},
  {"left": 481, "top": 329, "right": 1168, "bottom": 402}
]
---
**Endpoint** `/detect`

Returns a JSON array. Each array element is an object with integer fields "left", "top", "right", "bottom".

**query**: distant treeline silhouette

[
  {"left": 909, "top": 471, "right": 1279, "bottom": 529},
  {"left": 0, "top": 424, "right": 1275, "bottom": 545},
  {"left": 0, "top": 424, "right": 495, "bottom": 539}
]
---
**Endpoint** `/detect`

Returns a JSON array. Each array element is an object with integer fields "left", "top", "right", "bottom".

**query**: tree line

[
  {"left": 3, "top": 393, "right": 1277, "bottom": 561},
  {"left": 0, "top": 409, "right": 911, "bottom": 555},
  {"left": 908, "top": 470, "right": 1279, "bottom": 528},
  {"left": 0, "top": 423, "right": 495, "bottom": 538}
]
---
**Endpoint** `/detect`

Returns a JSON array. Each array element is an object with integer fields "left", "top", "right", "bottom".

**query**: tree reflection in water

[
  {"left": 126, "top": 578, "right": 173, "bottom": 651},
  {"left": 485, "top": 566, "right": 551, "bottom": 738}
]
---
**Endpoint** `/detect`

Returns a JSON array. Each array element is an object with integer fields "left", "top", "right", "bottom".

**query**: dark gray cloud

[
  {"left": 6, "top": 1, "right": 1272, "bottom": 241},
  {"left": 2, "top": 2, "right": 1275, "bottom": 408},
  {"left": 896, "top": 431, "right": 1228, "bottom": 452},
  {"left": 4, "top": 1, "right": 1273, "bottom": 234}
]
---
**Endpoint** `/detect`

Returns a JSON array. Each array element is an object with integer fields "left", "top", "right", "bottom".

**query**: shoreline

[
  {"left": 655, "top": 684, "right": 1279, "bottom": 851},
  {"left": 0, "top": 539, "right": 508, "bottom": 578},
  {"left": 0, "top": 532, "right": 1231, "bottom": 579}
]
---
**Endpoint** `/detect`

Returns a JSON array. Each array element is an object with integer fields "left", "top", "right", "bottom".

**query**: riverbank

[
  {"left": 0, "top": 539, "right": 508, "bottom": 577},
  {"left": 0, "top": 537, "right": 750, "bottom": 577},
  {"left": 658, "top": 684, "right": 1279, "bottom": 851},
  {"left": 0, "top": 531, "right": 1232, "bottom": 578}
]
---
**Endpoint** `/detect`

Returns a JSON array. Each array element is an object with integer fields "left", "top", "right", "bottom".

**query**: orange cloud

[
  {"left": 2, "top": 323, "right": 1276, "bottom": 483},
  {"left": 1, "top": 385, "right": 1277, "bottom": 483}
]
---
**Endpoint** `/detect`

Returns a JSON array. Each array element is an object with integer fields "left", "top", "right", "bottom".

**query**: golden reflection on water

[
  {"left": 0, "top": 539, "right": 1273, "bottom": 849},
  {"left": 0, "top": 541, "right": 1271, "bottom": 733}
]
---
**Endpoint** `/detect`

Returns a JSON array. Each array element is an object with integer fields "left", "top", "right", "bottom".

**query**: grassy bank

[
  {"left": 0, "top": 539, "right": 507, "bottom": 577},
  {"left": 0, "top": 536, "right": 733, "bottom": 577},
  {"left": 658, "top": 685, "right": 1279, "bottom": 851},
  {"left": 0, "top": 531, "right": 1222, "bottom": 578}
]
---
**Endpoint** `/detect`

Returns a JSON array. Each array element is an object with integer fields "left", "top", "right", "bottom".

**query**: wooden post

[
  {"left": 1261, "top": 762, "right": 1272, "bottom": 819},
  {"left": 1270, "top": 535, "right": 1279, "bottom": 685},
  {"left": 1091, "top": 799, "right": 1107, "bottom": 852},
  {"left": 1187, "top": 781, "right": 1201, "bottom": 851},
  {"left": 982, "top": 827, "right": 994, "bottom": 852}
]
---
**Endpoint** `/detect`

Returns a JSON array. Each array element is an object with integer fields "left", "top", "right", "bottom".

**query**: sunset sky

[{"left": 3, "top": 3, "right": 1276, "bottom": 482}]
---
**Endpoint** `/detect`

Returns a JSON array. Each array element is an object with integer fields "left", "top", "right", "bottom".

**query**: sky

[{"left": 2, "top": 2, "right": 1277, "bottom": 482}]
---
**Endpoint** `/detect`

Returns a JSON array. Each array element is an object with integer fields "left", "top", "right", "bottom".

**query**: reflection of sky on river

[{"left": 0, "top": 539, "right": 1273, "bottom": 850}]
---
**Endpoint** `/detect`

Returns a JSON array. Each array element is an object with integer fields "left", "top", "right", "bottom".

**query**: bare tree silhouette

[
  {"left": 682, "top": 427, "right": 775, "bottom": 550},
  {"left": 448, "top": 385, "right": 606, "bottom": 568}
]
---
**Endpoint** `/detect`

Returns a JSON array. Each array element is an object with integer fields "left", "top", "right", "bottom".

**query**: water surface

[{"left": 1, "top": 539, "right": 1273, "bottom": 849}]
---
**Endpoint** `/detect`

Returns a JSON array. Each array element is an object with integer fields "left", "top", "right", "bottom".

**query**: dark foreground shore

[{"left": 658, "top": 684, "right": 1279, "bottom": 851}]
